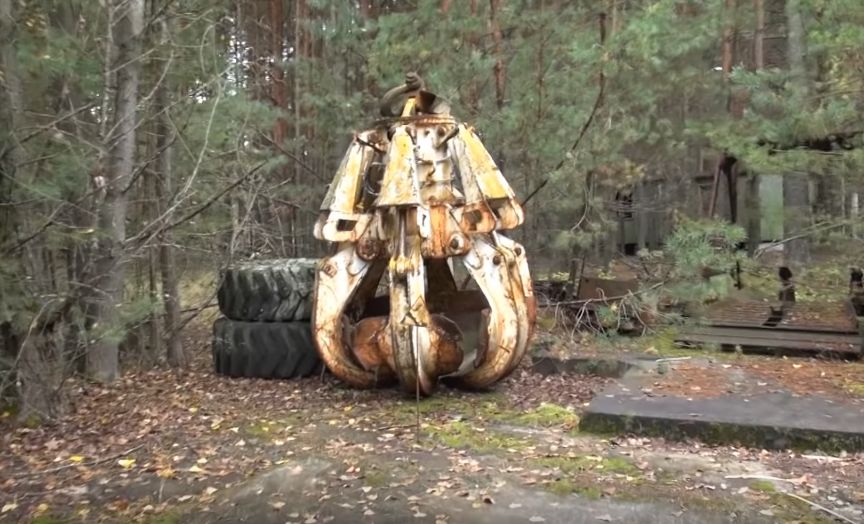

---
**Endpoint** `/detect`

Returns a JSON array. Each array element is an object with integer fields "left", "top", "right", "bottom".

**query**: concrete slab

[
  {"left": 580, "top": 361, "right": 864, "bottom": 451},
  {"left": 181, "top": 459, "right": 773, "bottom": 524}
]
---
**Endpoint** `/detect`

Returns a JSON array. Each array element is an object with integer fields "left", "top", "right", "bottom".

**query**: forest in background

[{"left": 1, "top": 0, "right": 863, "bottom": 420}]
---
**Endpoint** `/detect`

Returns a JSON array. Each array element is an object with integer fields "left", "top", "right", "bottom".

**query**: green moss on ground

[
  {"left": 363, "top": 470, "right": 388, "bottom": 488},
  {"left": 29, "top": 516, "right": 69, "bottom": 524},
  {"left": 544, "top": 479, "right": 603, "bottom": 499},
  {"left": 600, "top": 456, "right": 640, "bottom": 475},
  {"left": 845, "top": 382, "right": 864, "bottom": 397},
  {"left": 143, "top": 510, "right": 184, "bottom": 524},
  {"left": 387, "top": 394, "right": 505, "bottom": 423},
  {"left": 425, "top": 420, "right": 531, "bottom": 453},
  {"left": 509, "top": 403, "right": 580, "bottom": 428},
  {"left": 749, "top": 480, "right": 776, "bottom": 493},
  {"left": 534, "top": 455, "right": 591, "bottom": 474},
  {"left": 766, "top": 493, "right": 836, "bottom": 524},
  {"left": 533, "top": 454, "right": 640, "bottom": 477}
]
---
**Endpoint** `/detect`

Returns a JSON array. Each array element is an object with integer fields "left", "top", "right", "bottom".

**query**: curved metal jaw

[{"left": 312, "top": 233, "right": 535, "bottom": 396}]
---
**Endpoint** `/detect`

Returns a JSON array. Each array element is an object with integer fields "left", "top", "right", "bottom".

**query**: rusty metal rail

[{"left": 676, "top": 299, "right": 862, "bottom": 357}]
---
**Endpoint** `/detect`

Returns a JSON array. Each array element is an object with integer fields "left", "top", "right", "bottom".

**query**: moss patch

[
  {"left": 601, "top": 456, "right": 639, "bottom": 475},
  {"left": 387, "top": 394, "right": 505, "bottom": 423},
  {"left": 29, "top": 516, "right": 69, "bottom": 524},
  {"left": 425, "top": 420, "right": 531, "bottom": 453},
  {"left": 533, "top": 454, "right": 640, "bottom": 477},
  {"left": 533, "top": 455, "right": 593, "bottom": 474},
  {"left": 749, "top": 480, "right": 776, "bottom": 493},
  {"left": 143, "top": 510, "right": 184, "bottom": 524},
  {"left": 363, "top": 470, "right": 388, "bottom": 488},
  {"left": 767, "top": 493, "right": 836, "bottom": 524},
  {"left": 845, "top": 382, "right": 864, "bottom": 397},
  {"left": 510, "top": 403, "right": 580, "bottom": 429},
  {"left": 542, "top": 478, "right": 604, "bottom": 498}
]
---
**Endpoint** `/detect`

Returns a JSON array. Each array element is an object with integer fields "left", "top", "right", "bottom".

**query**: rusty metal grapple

[{"left": 311, "top": 74, "right": 536, "bottom": 396}]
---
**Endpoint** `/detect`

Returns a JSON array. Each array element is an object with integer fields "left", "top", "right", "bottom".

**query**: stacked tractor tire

[{"left": 212, "top": 259, "right": 322, "bottom": 379}]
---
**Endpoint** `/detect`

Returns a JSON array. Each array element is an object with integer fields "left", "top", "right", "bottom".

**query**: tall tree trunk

[
  {"left": 753, "top": 0, "right": 764, "bottom": 70},
  {"left": 0, "top": 0, "right": 23, "bottom": 365},
  {"left": 743, "top": 0, "right": 765, "bottom": 255},
  {"left": 465, "top": 0, "right": 481, "bottom": 115},
  {"left": 489, "top": 0, "right": 505, "bottom": 111},
  {"left": 85, "top": 0, "right": 145, "bottom": 382},
  {"left": 0, "top": 0, "right": 22, "bottom": 249},
  {"left": 783, "top": 0, "right": 811, "bottom": 266},
  {"left": 154, "top": 12, "right": 185, "bottom": 368},
  {"left": 269, "top": 0, "right": 291, "bottom": 256}
]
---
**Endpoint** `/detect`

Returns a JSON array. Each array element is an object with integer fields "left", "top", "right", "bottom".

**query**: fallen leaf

[
  {"left": 69, "top": 455, "right": 85, "bottom": 463},
  {"left": 117, "top": 458, "right": 136, "bottom": 469},
  {"left": 157, "top": 467, "right": 175, "bottom": 479},
  {"left": 270, "top": 501, "right": 285, "bottom": 509},
  {"left": 2, "top": 503, "right": 18, "bottom": 513},
  {"left": 529, "top": 517, "right": 546, "bottom": 523}
]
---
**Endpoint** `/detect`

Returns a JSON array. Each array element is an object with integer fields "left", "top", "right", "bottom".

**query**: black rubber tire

[
  {"left": 212, "top": 318, "right": 321, "bottom": 379},
  {"left": 217, "top": 259, "right": 318, "bottom": 322}
]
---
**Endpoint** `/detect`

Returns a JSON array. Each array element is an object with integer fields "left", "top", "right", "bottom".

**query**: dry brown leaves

[{"left": 740, "top": 359, "right": 864, "bottom": 402}]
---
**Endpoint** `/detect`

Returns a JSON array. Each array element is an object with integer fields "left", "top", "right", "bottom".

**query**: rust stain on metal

[{"left": 311, "top": 74, "right": 535, "bottom": 396}]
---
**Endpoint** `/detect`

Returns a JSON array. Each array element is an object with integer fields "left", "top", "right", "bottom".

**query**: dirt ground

[{"left": 2, "top": 322, "right": 864, "bottom": 524}]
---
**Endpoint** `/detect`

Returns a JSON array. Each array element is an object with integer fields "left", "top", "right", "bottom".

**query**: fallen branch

[
  {"left": 782, "top": 492, "right": 859, "bottom": 524},
  {"left": 537, "top": 282, "right": 664, "bottom": 308},
  {"left": 15, "top": 444, "right": 145, "bottom": 479},
  {"left": 800, "top": 454, "right": 845, "bottom": 462},
  {"left": 754, "top": 219, "right": 860, "bottom": 258},
  {"left": 724, "top": 474, "right": 806, "bottom": 484},
  {"left": 655, "top": 356, "right": 692, "bottom": 363}
]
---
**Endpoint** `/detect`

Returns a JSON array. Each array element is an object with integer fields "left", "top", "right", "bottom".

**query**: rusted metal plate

[
  {"left": 533, "top": 277, "right": 638, "bottom": 307},
  {"left": 576, "top": 277, "right": 638, "bottom": 302},
  {"left": 702, "top": 299, "right": 772, "bottom": 327},
  {"left": 776, "top": 301, "right": 859, "bottom": 334},
  {"left": 704, "top": 299, "right": 859, "bottom": 334},
  {"left": 677, "top": 326, "right": 861, "bottom": 356}
]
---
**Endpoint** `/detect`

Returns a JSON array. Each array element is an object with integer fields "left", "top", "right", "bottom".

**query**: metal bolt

[
  {"left": 492, "top": 255, "right": 503, "bottom": 265},
  {"left": 449, "top": 235, "right": 463, "bottom": 251},
  {"left": 322, "top": 263, "right": 336, "bottom": 277},
  {"left": 514, "top": 247, "right": 523, "bottom": 256}
]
